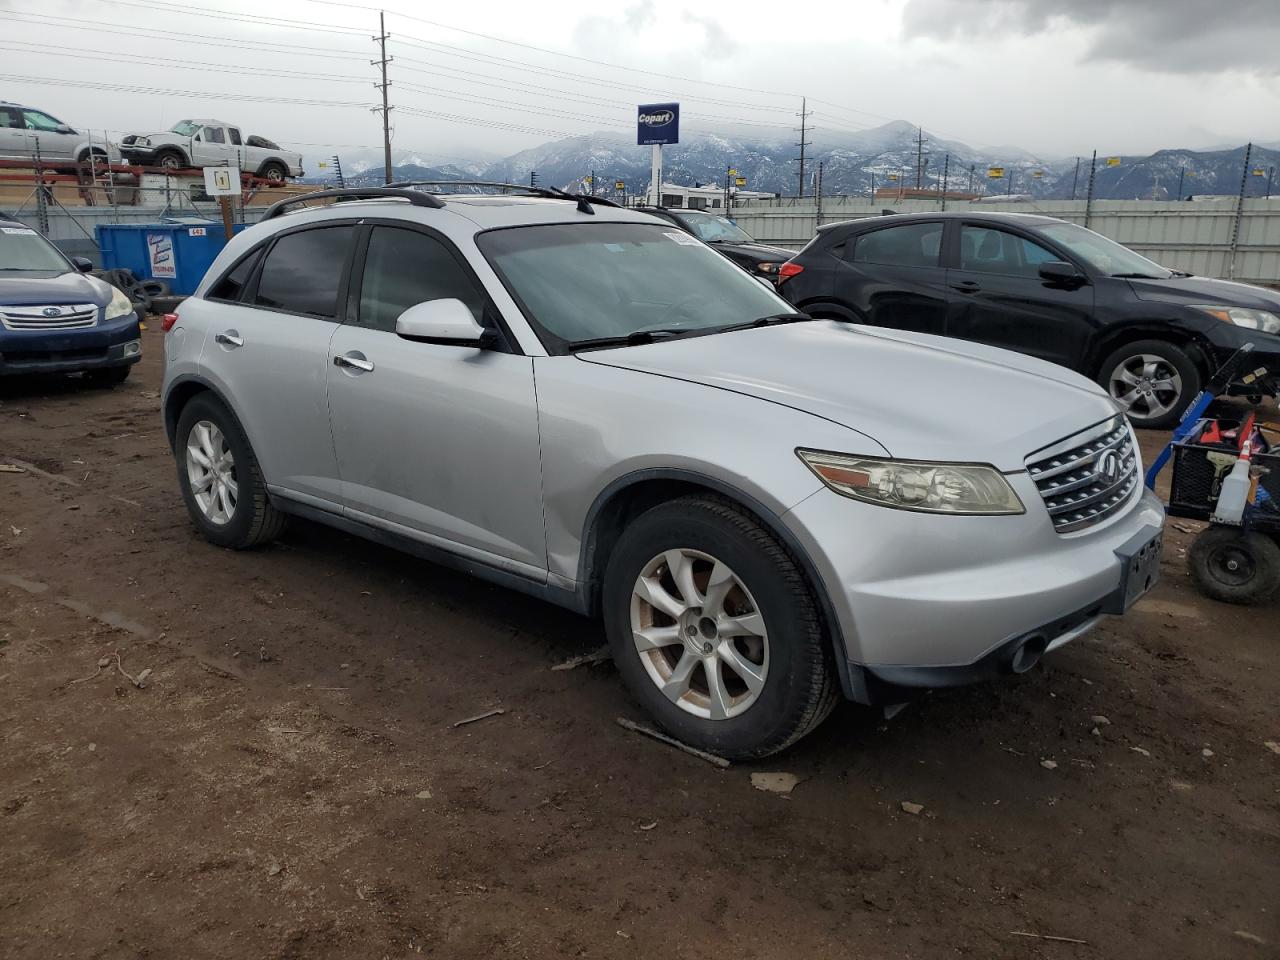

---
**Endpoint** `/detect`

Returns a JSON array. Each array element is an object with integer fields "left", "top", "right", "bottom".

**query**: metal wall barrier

[{"left": 728, "top": 197, "right": 1280, "bottom": 286}]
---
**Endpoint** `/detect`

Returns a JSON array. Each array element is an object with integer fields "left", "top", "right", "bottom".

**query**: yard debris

[
  {"left": 1233, "top": 931, "right": 1266, "bottom": 945},
  {"left": 614, "top": 717, "right": 731, "bottom": 768},
  {"left": 0, "top": 464, "right": 26, "bottom": 474},
  {"left": 1011, "top": 931, "right": 1088, "bottom": 945},
  {"left": 1172, "top": 522, "right": 1198, "bottom": 534},
  {"left": 1040, "top": 759, "right": 1059, "bottom": 770},
  {"left": 1131, "top": 746, "right": 1151, "bottom": 757},
  {"left": 900, "top": 801, "right": 924, "bottom": 816},
  {"left": 550, "top": 645, "right": 612, "bottom": 671},
  {"left": 1170, "top": 781, "right": 1193, "bottom": 792},
  {"left": 751, "top": 772, "right": 800, "bottom": 795},
  {"left": 415, "top": 790, "right": 432, "bottom": 800},
  {"left": 1091, "top": 727, "right": 1102, "bottom": 737},
  {"left": 1264, "top": 741, "right": 1280, "bottom": 756},
  {"left": 267, "top": 863, "right": 283, "bottom": 877},
  {"left": 638, "top": 821, "right": 658, "bottom": 831},
  {"left": 9, "top": 526, "right": 20, "bottom": 536},
  {"left": 1090, "top": 715, "right": 1111, "bottom": 725},
  {"left": 1201, "top": 747, "right": 1215, "bottom": 758},
  {"left": 452, "top": 707, "right": 506, "bottom": 728}
]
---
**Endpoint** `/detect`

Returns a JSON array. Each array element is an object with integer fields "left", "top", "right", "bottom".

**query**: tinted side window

[
  {"left": 207, "top": 248, "right": 262, "bottom": 302},
  {"left": 960, "top": 226, "right": 1059, "bottom": 276},
  {"left": 0, "top": 109, "right": 20, "bottom": 129},
  {"left": 852, "top": 223, "right": 942, "bottom": 268},
  {"left": 254, "top": 226, "right": 355, "bottom": 318},
  {"left": 228, "top": 128, "right": 242, "bottom": 146},
  {"left": 204, "top": 126, "right": 226, "bottom": 144},
  {"left": 358, "top": 227, "right": 485, "bottom": 333}
]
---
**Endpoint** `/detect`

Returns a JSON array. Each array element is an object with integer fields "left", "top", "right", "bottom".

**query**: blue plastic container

[{"left": 95, "top": 221, "right": 248, "bottom": 296}]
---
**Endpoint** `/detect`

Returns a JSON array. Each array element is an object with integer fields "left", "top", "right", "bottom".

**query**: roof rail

[
  {"left": 261, "top": 187, "right": 445, "bottom": 221},
  {"left": 389, "top": 180, "right": 622, "bottom": 214}
]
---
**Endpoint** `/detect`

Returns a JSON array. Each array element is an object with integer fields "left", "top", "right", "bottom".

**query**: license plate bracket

[{"left": 1104, "top": 525, "right": 1163, "bottom": 614}]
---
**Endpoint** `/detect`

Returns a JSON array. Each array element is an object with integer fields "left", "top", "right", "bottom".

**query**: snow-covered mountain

[{"left": 324, "top": 121, "right": 1280, "bottom": 201}]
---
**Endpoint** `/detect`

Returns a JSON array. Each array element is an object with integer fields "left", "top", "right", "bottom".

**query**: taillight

[
  {"left": 777, "top": 262, "right": 804, "bottom": 283},
  {"left": 161, "top": 313, "right": 179, "bottom": 332}
]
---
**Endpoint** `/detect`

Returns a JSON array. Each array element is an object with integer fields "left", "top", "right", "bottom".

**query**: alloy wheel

[
  {"left": 630, "top": 549, "right": 769, "bottom": 721},
  {"left": 185, "top": 420, "right": 238, "bottom": 526},
  {"left": 1107, "top": 353, "right": 1183, "bottom": 421}
]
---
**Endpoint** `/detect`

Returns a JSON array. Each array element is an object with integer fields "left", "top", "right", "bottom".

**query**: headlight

[
  {"left": 1191, "top": 304, "right": 1280, "bottom": 335},
  {"left": 104, "top": 286, "right": 135, "bottom": 321},
  {"left": 797, "top": 449, "right": 1025, "bottom": 515},
  {"left": 133, "top": 136, "right": 151, "bottom": 147},
  {"left": 756, "top": 262, "right": 782, "bottom": 275}
]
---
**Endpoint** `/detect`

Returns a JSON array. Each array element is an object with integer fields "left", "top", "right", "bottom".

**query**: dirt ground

[{"left": 1, "top": 326, "right": 1277, "bottom": 960}]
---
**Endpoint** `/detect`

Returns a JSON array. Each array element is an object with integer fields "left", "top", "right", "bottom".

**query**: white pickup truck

[{"left": 119, "top": 120, "right": 304, "bottom": 182}]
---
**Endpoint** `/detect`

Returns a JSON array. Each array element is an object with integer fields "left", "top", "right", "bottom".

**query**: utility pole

[
  {"left": 815, "top": 160, "right": 824, "bottom": 227},
  {"left": 940, "top": 153, "right": 950, "bottom": 211},
  {"left": 1267, "top": 165, "right": 1275, "bottom": 199},
  {"left": 914, "top": 126, "right": 928, "bottom": 189},
  {"left": 331, "top": 155, "right": 345, "bottom": 188},
  {"left": 794, "top": 97, "right": 812, "bottom": 198},
  {"left": 1228, "top": 142, "right": 1253, "bottom": 280},
  {"left": 1084, "top": 150, "right": 1097, "bottom": 228},
  {"left": 1070, "top": 157, "right": 1080, "bottom": 200},
  {"left": 589, "top": 168, "right": 595, "bottom": 195},
  {"left": 1177, "top": 167, "right": 1185, "bottom": 201},
  {"left": 530, "top": 170, "right": 539, "bottom": 188},
  {"left": 868, "top": 171, "right": 875, "bottom": 199},
  {"left": 373, "top": 10, "right": 393, "bottom": 185},
  {"left": 967, "top": 163, "right": 975, "bottom": 194},
  {"left": 1007, "top": 168, "right": 1014, "bottom": 196}
]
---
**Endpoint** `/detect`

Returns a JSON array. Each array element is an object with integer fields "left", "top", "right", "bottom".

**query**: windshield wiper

[
  {"left": 567, "top": 329, "right": 687, "bottom": 352},
  {"left": 716, "top": 312, "right": 815, "bottom": 333},
  {"left": 1111, "top": 272, "right": 1166, "bottom": 279}
]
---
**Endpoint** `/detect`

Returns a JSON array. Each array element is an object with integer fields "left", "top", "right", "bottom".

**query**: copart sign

[{"left": 637, "top": 103, "right": 679, "bottom": 146}]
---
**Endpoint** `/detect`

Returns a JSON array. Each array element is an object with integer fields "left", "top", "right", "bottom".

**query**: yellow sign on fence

[
  {"left": 987, "top": 167, "right": 1004, "bottom": 178},
  {"left": 735, "top": 177, "right": 746, "bottom": 187},
  {"left": 1106, "top": 157, "right": 1122, "bottom": 167}
]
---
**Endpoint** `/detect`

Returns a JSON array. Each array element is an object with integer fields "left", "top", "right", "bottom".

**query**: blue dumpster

[{"left": 95, "top": 220, "right": 249, "bottom": 296}]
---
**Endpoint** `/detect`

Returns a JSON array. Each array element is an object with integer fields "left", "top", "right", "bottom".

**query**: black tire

[
  {"left": 174, "top": 393, "right": 286, "bottom": 550},
  {"left": 1188, "top": 526, "right": 1280, "bottom": 605},
  {"left": 84, "top": 365, "right": 131, "bottom": 386},
  {"left": 139, "top": 279, "right": 171, "bottom": 298},
  {"left": 1097, "top": 339, "right": 1202, "bottom": 431},
  {"left": 258, "top": 161, "right": 287, "bottom": 184},
  {"left": 153, "top": 148, "right": 186, "bottom": 171},
  {"left": 602, "top": 494, "right": 838, "bottom": 760}
]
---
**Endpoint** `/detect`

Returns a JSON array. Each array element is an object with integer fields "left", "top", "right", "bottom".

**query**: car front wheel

[
  {"left": 175, "top": 394, "right": 285, "bottom": 549},
  {"left": 602, "top": 495, "right": 838, "bottom": 759},
  {"left": 1098, "top": 339, "right": 1201, "bottom": 430}
]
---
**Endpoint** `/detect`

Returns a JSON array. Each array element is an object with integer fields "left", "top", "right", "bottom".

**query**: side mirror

[
  {"left": 72, "top": 257, "right": 93, "bottom": 272},
  {"left": 1039, "top": 261, "right": 1085, "bottom": 286},
  {"left": 396, "top": 298, "right": 497, "bottom": 348},
  {"left": 56, "top": 124, "right": 75, "bottom": 135}
]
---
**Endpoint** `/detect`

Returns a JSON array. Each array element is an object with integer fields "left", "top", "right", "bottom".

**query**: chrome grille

[
  {"left": 0, "top": 303, "right": 99, "bottom": 331},
  {"left": 1026, "top": 416, "right": 1139, "bottom": 534}
]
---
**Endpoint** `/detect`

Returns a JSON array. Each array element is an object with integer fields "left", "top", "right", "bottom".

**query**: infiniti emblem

[
  {"left": 42, "top": 306, "right": 63, "bottom": 318},
  {"left": 1096, "top": 449, "right": 1121, "bottom": 484}
]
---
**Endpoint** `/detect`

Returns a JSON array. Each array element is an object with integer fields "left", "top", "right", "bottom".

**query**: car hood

[
  {"left": 1127, "top": 274, "right": 1280, "bottom": 311},
  {"left": 708, "top": 240, "right": 793, "bottom": 263},
  {"left": 0, "top": 271, "right": 112, "bottom": 307},
  {"left": 578, "top": 321, "right": 1119, "bottom": 471}
]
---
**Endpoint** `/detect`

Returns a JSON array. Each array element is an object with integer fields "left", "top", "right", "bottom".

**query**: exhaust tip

[{"left": 1008, "top": 634, "right": 1047, "bottom": 674}]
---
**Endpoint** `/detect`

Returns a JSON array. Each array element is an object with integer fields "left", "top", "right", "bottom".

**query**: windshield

[
  {"left": 1037, "top": 222, "right": 1172, "bottom": 278},
  {"left": 478, "top": 222, "right": 795, "bottom": 350},
  {"left": 170, "top": 120, "right": 200, "bottom": 136},
  {"left": 0, "top": 224, "right": 71, "bottom": 276},
  {"left": 674, "top": 213, "right": 754, "bottom": 244}
]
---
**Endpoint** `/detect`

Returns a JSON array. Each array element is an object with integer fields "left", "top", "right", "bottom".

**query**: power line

[
  {"left": 97, "top": 0, "right": 368, "bottom": 36},
  {"left": 795, "top": 97, "right": 812, "bottom": 198},
  {"left": 0, "top": 73, "right": 376, "bottom": 109}
]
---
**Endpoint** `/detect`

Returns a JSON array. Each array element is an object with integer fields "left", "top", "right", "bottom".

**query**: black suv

[
  {"left": 636, "top": 206, "right": 793, "bottom": 279},
  {"left": 777, "top": 211, "right": 1280, "bottom": 428}
]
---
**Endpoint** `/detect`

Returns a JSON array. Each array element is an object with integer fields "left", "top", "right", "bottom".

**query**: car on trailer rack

[
  {"left": 0, "top": 215, "right": 141, "bottom": 383},
  {"left": 120, "top": 120, "right": 303, "bottom": 183},
  {"left": 0, "top": 101, "right": 119, "bottom": 168},
  {"left": 159, "top": 183, "right": 1164, "bottom": 759}
]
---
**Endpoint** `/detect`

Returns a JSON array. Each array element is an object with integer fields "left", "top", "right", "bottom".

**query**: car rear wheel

[
  {"left": 259, "top": 161, "right": 287, "bottom": 184},
  {"left": 1098, "top": 340, "right": 1201, "bottom": 430},
  {"left": 175, "top": 394, "right": 285, "bottom": 549},
  {"left": 602, "top": 494, "right": 838, "bottom": 759},
  {"left": 1188, "top": 526, "right": 1280, "bottom": 605}
]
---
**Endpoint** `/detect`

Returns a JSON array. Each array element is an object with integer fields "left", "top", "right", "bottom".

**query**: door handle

[
  {"left": 214, "top": 332, "right": 243, "bottom": 347},
  {"left": 334, "top": 353, "right": 374, "bottom": 373},
  {"left": 950, "top": 281, "right": 980, "bottom": 293}
]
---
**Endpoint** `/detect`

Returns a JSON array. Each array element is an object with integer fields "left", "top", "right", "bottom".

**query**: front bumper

[
  {"left": 0, "top": 312, "right": 142, "bottom": 375},
  {"left": 121, "top": 146, "right": 158, "bottom": 165},
  {"left": 784, "top": 477, "right": 1166, "bottom": 704}
]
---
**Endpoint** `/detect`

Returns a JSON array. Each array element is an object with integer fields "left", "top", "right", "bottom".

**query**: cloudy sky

[{"left": 2, "top": 0, "right": 1277, "bottom": 169}]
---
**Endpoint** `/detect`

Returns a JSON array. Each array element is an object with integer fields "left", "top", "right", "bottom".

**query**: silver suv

[{"left": 161, "top": 184, "right": 1165, "bottom": 758}]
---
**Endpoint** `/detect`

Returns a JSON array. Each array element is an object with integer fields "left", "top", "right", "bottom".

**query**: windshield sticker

[
  {"left": 664, "top": 231, "right": 700, "bottom": 246},
  {"left": 1, "top": 227, "right": 36, "bottom": 235}
]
